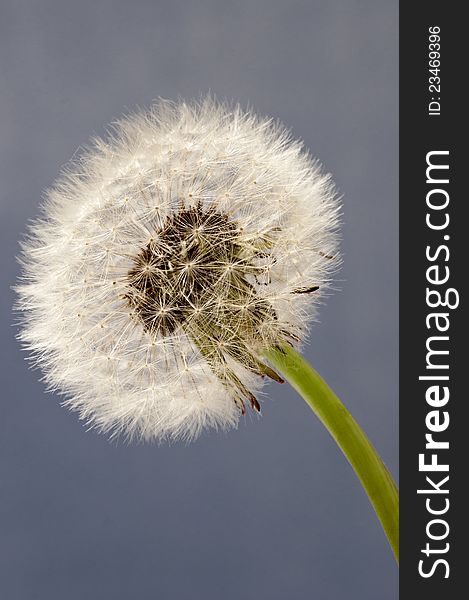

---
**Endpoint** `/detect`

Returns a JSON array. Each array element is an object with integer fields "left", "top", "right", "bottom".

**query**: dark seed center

[
  {"left": 124, "top": 203, "right": 284, "bottom": 413},
  {"left": 126, "top": 204, "right": 251, "bottom": 337}
]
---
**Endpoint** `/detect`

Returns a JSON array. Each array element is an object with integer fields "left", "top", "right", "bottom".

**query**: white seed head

[{"left": 16, "top": 97, "right": 340, "bottom": 442}]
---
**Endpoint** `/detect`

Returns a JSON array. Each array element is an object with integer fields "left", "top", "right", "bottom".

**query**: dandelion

[
  {"left": 16, "top": 97, "right": 398, "bottom": 560},
  {"left": 16, "top": 98, "right": 338, "bottom": 439}
]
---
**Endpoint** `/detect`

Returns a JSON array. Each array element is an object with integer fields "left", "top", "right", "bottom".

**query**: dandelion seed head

[{"left": 16, "top": 97, "right": 340, "bottom": 441}]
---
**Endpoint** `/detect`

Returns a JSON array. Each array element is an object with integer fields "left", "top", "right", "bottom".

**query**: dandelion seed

[{"left": 16, "top": 97, "right": 340, "bottom": 441}]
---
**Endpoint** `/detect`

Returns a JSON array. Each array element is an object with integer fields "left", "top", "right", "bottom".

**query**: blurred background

[{"left": 0, "top": 1, "right": 398, "bottom": 598}]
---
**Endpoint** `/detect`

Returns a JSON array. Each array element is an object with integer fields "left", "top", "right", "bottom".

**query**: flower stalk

[{"left": 264, "top": 343, "right": 399, "bottom": 563}]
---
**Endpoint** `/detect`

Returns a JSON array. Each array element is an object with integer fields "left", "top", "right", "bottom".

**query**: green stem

[{"left": 264, "top": 344, "right": 399, "bottom": 563}]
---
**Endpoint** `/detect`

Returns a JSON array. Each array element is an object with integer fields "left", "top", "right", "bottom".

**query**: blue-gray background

[{"left": 0, "top": 1, "right": 398, "bottom": 598}]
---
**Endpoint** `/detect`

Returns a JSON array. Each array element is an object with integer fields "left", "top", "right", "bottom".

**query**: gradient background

[{"left": 0, "top": 1, "right": 398, "bottom": 598}]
